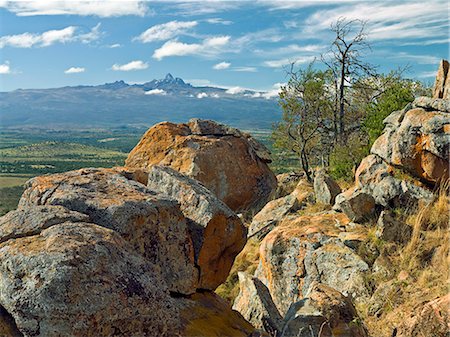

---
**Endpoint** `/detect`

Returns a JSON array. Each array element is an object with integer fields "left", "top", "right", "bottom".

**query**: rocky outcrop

[
  {"left": 125, "top": 119, "right": 277, "bottom": 213},
  {"left": 254, "top": 212, "right": 369, "bottom": 316},
  {"left": 314, "top": 170, "right": 342, "bottom": 205},
  {"left": 371, "top": 98, "right": 450, "bottom": 185},
  {"left": 1, "top": 167, "right": 256, "bottom": 336},
  {"left": 146, "top": 165, "right": 247, "bottom": 290},
  {"left": 395, "top": 294, "right": 450, "bottom": 337},
  {"left": 433, "top": 59, "right": 450, "bottom": 99}
]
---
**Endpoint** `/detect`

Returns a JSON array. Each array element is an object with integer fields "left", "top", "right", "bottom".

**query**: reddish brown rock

[{"left": 125, "top": 119, "right": 277, "bottom": 212}]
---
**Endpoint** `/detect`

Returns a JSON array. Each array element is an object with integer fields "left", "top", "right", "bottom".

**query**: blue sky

[{"left": 0, "top": 0, "right": 448, "bottom": 92}]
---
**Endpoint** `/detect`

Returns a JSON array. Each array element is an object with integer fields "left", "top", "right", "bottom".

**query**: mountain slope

[{"left": 0, "top": 74, "right": 280, "bottom": 130}]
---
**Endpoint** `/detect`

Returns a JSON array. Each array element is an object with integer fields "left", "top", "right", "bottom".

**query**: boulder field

[
  {"left": 0, "top": 167, "right": 255, "bottom": 336},
  {"left": 0, "top": 61, "right": 448, "bottom": 337}
]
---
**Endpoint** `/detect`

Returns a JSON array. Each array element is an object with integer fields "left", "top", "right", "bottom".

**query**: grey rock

[
  {"left": 334, "top": 190, "right": 375, "bottom": 222},
  {"left": 233, "top": 272, "right": 283, "bottom": 333},
  {"left": 376, "top": 211, "right": 412, "bottom": 244},
  {"left": 314, "top": 171, "right": 342, "bottom": 205}
]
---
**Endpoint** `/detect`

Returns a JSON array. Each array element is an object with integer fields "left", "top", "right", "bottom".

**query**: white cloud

[
  {"left": 263, "top": 55, "right": 316, "bottom": 68},
  {"left": 226, "top": 86, "right": 246, "bottom": 95},
  {"left": 0, "top": 0, "right": 148, "bottom": 17},
  {"left": 78, "top": 23, "right": 102, "bottom": 44},
  {"left": 303, "top": 2, "right": 449, "bottom": 41},
  {"left": 145, "top": 88, "right": 167, "bottom": 95},
  {"left": 418, "top": 71, "right": 438, "bottom": 78},
  {"left": 108, "top": 43, "right": 121, "bottom": 48},
  {"left": 206, "top": 18, "right": 233, "bottom": 25},
  {"left": 197, "top": 92, "right": 208, "bottom": 98},
  {"left": 153, "top": 35, "right": 230, "bottom": 60},
  {"left": 213, "top": 61, "right": 231, "bottom": 70},
  {"left": 0, "top": 24, "right": 101, "bottom": 48},
  {"left": 211, "top": 93, "right": 220, "bottom": 98},
  {"left": 111, "top": 60, "right": 148, "bottom": 71},
  {"left": 232, "top": 66, "right": 257, "bottom": 72},
  {"left": 64, "top": 66, "right": 85, "bottom": 74},
  {"left": 0, "top": 61, "right": 11, "bottom": 74},
  {"left": 135, "top": 20, "right": 197, "bottom": 43}
]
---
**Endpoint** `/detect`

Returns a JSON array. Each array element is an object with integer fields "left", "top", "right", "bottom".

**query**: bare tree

[{"left": 322, "top": 17, "right": 377, "bottom": 142}]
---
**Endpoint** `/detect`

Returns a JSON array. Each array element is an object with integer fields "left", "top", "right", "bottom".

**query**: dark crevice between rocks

[{"left": 0, "top": 305, "right": 23, "bottom": 337}]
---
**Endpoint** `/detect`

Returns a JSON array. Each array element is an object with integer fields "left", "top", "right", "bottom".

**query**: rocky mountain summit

[{"left": 0, "top": 62, "right": 448, "bottom": 337}]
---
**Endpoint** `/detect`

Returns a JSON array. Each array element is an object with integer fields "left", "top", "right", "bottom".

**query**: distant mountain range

[{"left": 0, "top": 74, "right": 280, "bottom": 130}]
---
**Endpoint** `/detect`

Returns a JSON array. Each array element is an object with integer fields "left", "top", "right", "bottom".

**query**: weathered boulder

[
  {"left": 314, "top": 170, "right": 341, "bottom": 205},
  {"left": 334, "top": 189, "right": 375, "bottom": 222},
  {"left": 125, "top": 119, "right": 277, "bottom": 212},
  {"left": 232, "top": 272, "right": 283, "bottom": 333},
  {"left": 433, "top": 59, "right": 449, "bottom": 99},
  {"left": 371, "top": 98, "right": 450, "bottom": 185},
  {"left": 395, "top": 293, "right": 450, "bottom": 337},
  {"left": 353, "top": 154, "right": 434, "bottom": 208},
  {"left": 255, "top": 213, "right": 369, "bottom": 315},
  {"left": 376, "top": 210, "right": 412, "bottom": 244},
  {"left": 248, "top": 194, "right": 300, "bottom": 240},
  {"left": 0, "top": 220, "right": 178, "bottom": 336},
  {"left": 146, "top": 165, "right": 246, "bottom": 290},
  {"left": 274, "top": 172, "right": 304, "bottom": 198},
  {"left": 18, "top": 168, "right": 199, "bottom": 295},
  {"left": 282, "top": 283, "right": 368, "bottom": 337}
]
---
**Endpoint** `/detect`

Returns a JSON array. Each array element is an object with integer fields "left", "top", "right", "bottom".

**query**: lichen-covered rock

[
  {"left": 371, "top": 103, "right": 450, "bottom": 185},
  {"left": 255, "top": 213, "right": 369, "bottom": 315},
  {"left": 232, "top": 272, "right": 283, "bottom": 333},
  {"left": 125, "top": 119, "right": 277, "bottom": 212},
  {"left": 314, "top": 170, "right": 342, "bottom": 205},
  {"left": 376, "top": 210, "right": 412, "bottom": 244},
  {"left": 18, "top": 168, "right": 199, "bottom": 295},
  {"left": 395, "top": 293, "right": 450, "bottom": 337},
  {"left": 0, "top": 221, "right": 178, "bottom": 336},
  {"left": 282, "top": 282, "right": 368, "bottom": 337},
  {"left": 248, "top": 194, "right": 300, "bottom": 240},
  {"left": 146, "top": 165, "right": 246, "bottom": 290},
  {"left": 334, "top": 189, "right": 375, "bottom": 222}
]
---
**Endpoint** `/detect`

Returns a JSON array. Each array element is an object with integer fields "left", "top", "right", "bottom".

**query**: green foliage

[
  {"left": 272, "top": 63, "right": 333, "bottom": 179},
  {"left": 329, "top": 133, "right": 369, "bottom": 181},
  {"left": 363, "top": 76, "right": 416, "bottom": 147}
]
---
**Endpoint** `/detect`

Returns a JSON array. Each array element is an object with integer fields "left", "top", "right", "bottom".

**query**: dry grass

[
  {"left": 362, "top": 181, "right": 449, "bottom": 337},
  {"left": 215, "top": 238, "right": 261, "bottom": 304}
]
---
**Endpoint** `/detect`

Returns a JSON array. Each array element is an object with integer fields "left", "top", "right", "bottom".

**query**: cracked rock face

[
  {"left": 125, "top": 119, "right": 277, "bottom": 213},
  {"left": 0, "top": 167, "right": 256, "bottom": 336}
]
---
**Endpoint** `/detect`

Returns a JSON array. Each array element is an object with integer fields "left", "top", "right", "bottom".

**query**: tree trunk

[{"left": 339, "top": 61, "right": 346, "bottom": 141}]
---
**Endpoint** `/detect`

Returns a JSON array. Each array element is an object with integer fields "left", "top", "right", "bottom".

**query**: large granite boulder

[
  {"left": 146, "top": 165, "right": 246, "bottom": 290},
  {"left": 254, "top": 213, "right": 369, "bottom": 316},
  {"left": 125, "top": 119, "right": 277, "bottom": 212}
]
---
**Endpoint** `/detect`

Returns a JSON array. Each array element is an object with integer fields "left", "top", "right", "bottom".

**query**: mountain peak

[{"left": 165, "top": 73, "right": 174, "bottom": 81}]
